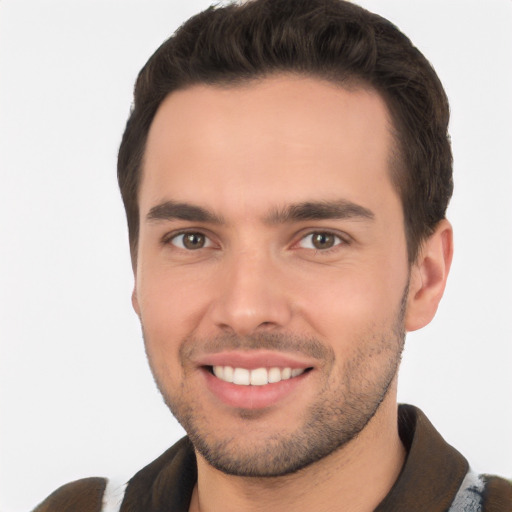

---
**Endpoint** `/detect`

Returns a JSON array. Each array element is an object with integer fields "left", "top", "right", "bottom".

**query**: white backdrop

[{"left": 1, "top": 1, "right": 511, "bottom": 511}]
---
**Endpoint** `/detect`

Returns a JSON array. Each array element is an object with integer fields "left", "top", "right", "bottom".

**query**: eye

[
  {"left": 170, "top": 232, "right": 212, "bottom": 250},
  {"left": 298, "top": 232, "right": 344, "bottom": 250}
]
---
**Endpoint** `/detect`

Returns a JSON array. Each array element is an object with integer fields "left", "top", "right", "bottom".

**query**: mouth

[
  {"left": 208, "top": 365, "right": 312, "bottom": 386},
  {"left": 195, "top": 350, "right": 317, "bottom": 409},
  {"left": 198, "top": 360, "right": 314, "bottom": 410}
]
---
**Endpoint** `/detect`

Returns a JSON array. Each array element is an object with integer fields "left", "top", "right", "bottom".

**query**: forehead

[{"left": 141, "top": 75, "right": 397, "bottom": 218}]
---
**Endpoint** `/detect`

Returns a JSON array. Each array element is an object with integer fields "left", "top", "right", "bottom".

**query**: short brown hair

[{"left": 118, "top": 0, "right": 453, "bottom": 262}]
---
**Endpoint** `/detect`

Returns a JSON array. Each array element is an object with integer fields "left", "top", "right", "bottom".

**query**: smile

[{"left": 212, "top": 366, "right": 307, "bottom": 386}]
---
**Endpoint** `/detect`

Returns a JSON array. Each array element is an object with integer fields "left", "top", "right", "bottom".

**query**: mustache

[{"left": 180, "top": 331, "right": 334, "bottom": 362}]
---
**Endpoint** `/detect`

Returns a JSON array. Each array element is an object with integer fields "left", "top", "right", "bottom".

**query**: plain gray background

[{"left": 1, "top": 1, "right": 511, "bottom": 511}]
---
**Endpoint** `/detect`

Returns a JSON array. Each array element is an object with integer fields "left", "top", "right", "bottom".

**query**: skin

[{"left": 132, "top": 75, "right": 453, "bottom": 512}]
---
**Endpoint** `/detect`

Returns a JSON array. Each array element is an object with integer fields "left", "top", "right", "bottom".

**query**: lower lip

[{"left": 202, "top": 368, "right": 310, "bottom": 410}]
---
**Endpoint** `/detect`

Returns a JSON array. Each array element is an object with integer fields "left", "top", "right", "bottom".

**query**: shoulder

[
  {"left": 482, "top": 474, "right": 512, "bottom": 511},
  {"left": 32, "top": 477, "right": 108, "bottom": 512},
  {"left": 449, "top": 471, "right": 512, "bottom": 512},
  {"left": 31, "top": 437, "right": 195, "bottom": 512}
]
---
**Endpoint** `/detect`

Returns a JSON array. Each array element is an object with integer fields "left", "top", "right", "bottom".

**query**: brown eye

[
  {"left": 298, "top": 232, "right": 342, "bottom": 250},
  {"left": 171, "top": 232, "right": 209, "bottom": 250},
  {"left": 312, "top": 233, "right": 335, "bottom": 249}
]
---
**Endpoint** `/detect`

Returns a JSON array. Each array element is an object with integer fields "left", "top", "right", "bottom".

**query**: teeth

[
  {"left": 212, "top": 366, "right": 306, "bottom": 385},
  {"left": 250, "top": 367, "right": 268, "bottom": 386},
  {"left": 233, "top": 368, "right": 250, "bottom": 385},
  {"left": 223, "top": 365, "right": 234, "bottom": 383},
  {"left": 281, "top": 367, "right": 291, "bottom": 380},
  {"left": 213, "top": 365, "right": 224, "bottom": 379},
  {"left": 268, "top": 367, "right": 281, "bottom": 383}
]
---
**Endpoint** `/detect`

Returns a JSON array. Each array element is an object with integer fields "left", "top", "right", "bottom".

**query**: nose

[{"left": 207, "top": 250, "right": 293, "bottom": 336}]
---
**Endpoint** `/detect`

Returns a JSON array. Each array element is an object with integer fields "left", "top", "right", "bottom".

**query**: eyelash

[
  {"left": 295, "top": 231, "right": 347, "bottom": 252},
  {"left": 162, "top": 231, "right": 214, "bottom": 250},
  {"left": 163, "top": 229, "right": 350, "bottom": 254}
]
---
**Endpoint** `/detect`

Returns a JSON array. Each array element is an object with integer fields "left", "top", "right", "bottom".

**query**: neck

[{"left": 189, "top": 391, "right": 405, "bottom": 512}]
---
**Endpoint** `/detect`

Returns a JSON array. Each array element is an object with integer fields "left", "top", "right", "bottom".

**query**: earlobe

[
  {"left": 132, "top": 286, "right": 141, "bottom": 316},
  {"left": 405, "top": 219, "right": 453, "bottom": 332}
]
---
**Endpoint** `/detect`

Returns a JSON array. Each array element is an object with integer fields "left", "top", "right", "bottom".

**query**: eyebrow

[
  {"left": 265, "top": 200, "right": 375, "bottom": 224},
  {"left": 145, "top": 199, "right": 374, "bottom": 225},
  {"left": 146, "top": 200, "right": 225, "bottom": 224}
]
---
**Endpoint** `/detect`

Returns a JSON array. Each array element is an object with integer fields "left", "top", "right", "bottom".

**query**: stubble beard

[{"left": 144, "top": 288, "right": 407, "bottom": 478}]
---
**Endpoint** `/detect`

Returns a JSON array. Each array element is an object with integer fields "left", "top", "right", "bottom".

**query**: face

[{"left": 133, "top": 76, "right": 410, "bottom": 477}]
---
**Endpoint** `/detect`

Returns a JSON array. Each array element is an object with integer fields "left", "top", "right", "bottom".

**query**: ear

[
  {"left": 405, "top": 219, "right": 453, "bottom": 332},
  {"left": 132, "top": 285, "right": 141, "bottom": 316}
]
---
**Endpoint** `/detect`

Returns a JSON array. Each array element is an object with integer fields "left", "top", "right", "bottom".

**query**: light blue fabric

[{"left": 448, "top": 470, "right": 485, "bottom": 512}]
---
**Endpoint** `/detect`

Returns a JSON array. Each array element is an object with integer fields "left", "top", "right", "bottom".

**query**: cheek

[
  {"left": 135, "top": 268, "right": 212, "bottom": 367},
  {"left": 294, "top": 260, "right": 407, "bottom": 343}
]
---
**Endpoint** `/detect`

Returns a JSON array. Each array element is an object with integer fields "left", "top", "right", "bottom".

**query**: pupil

[
  {"left": 313, "top": 233, "right": 334, "bottom": 249},
  {"left": 184, "top": 233, "right": 204, "bottom": 249}
]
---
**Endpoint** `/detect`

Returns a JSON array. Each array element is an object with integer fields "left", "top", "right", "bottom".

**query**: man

[{"left": 32, "top": 0, "right": 512, "bottom": 511}]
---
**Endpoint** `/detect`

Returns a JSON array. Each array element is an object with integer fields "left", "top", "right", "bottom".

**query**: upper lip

[{"left": 195, "top": 350, "right": 317, "bottom": 370}]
